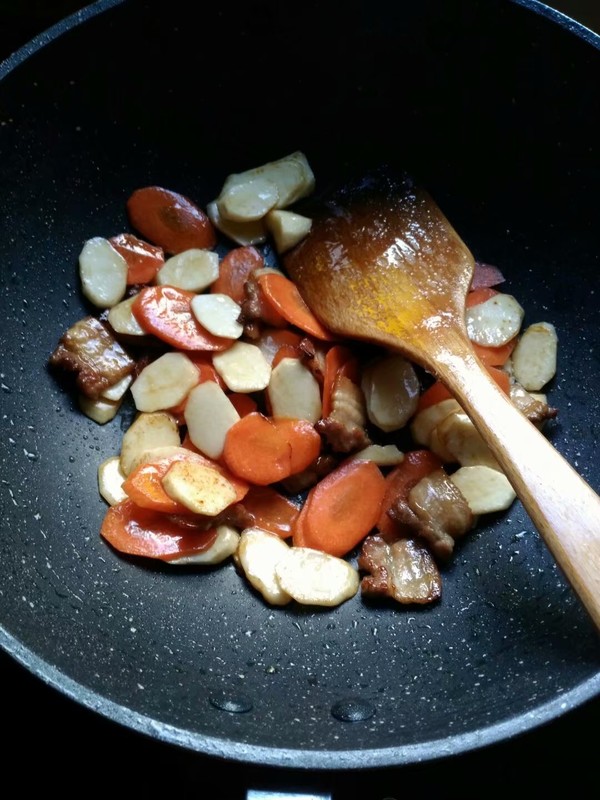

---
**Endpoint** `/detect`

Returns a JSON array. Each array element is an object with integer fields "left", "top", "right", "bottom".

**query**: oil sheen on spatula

[{"left": 284, "top": 172, "right": 475, "bottom": 369}]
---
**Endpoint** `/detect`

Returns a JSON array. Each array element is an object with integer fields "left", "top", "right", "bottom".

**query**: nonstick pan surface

[{"left": 1, "top": 0, "right": 599, "bottom": 772}]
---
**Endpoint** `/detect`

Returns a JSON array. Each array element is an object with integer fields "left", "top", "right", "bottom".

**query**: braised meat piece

[
  {"left": 49, "top": 316, "right": 135, "bottom": 399},
  {"left": 358, "top": 534, "right": 442, "bottom": 604},
  {"left": 316, "top": 375, "right": 371, "bottom": 453},
  {"left": 297, "top": 337, "right": 326, "bottom": 384},
  {"left": 403, "top": 468, "right": 474, "bottom": 560},
  {"left": 510, "top": 382, "right": 558, "bottom": 426},
  {"left": 280, "top": 454, "right": 338, "bottom": 495}
]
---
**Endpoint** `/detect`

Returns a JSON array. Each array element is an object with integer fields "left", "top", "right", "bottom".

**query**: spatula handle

[{"left": 435, "top": 350, "right": 600, "bottom": 630}]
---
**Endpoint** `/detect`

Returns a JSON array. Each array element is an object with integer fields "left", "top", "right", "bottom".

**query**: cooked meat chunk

[
  {"left": 280, "top": 454, "right": 338, "bottom": 494},
  {"left": 358, "top": 534, "right": 441, "bottom": 604},
  {"left": 316, "top": 375, "right": 371, "bottom": 453},
  {"left": 405, "top": 468, "right": 474, "bottom": 560},
  {"left": 49, "top": 316, "right": 135, "bottom": 399},
  {"left": 510, "top": 382, "right": 558, "bottom": 426},
  {"left": 298, "top": 337, "right": 326, "bottom": 383}
]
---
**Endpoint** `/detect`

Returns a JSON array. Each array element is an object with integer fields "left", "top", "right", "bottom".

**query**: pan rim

[
  {"left": 1, "top": 0, "right": 599, "bottom": 770},
  {"left": 3, "top": 623, "right": 600, "bottom": 768}
]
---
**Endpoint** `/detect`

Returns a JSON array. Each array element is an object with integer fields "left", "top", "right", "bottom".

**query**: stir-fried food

[{"left": 49, "top": 152, "right": 560, "bottom": 610}]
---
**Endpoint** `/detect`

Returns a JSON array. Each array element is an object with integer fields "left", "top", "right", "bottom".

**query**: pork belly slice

[
  {"left": 389, "top": 468, "right": 474, "bottom": 560},
  {"left": 316, "top": 375, "right": 371, "bottom": 453},
  {"left": 49, "top": 316, "right": 135, "bottom": 399},
  {"left": 358, "top": 534, "right": 441, "bottom": 604}
]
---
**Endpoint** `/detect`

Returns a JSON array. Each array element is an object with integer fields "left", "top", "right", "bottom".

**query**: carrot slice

[
  {"left": 210, "top": 246, "right": 263, "bottom": 304},
  {"left": 126, "top": 186, "right": 216, "bottom": 254},
  {"left": 465, "top": 286, "right": 498, "bottom": 308},
  {"left": 100, "top": 499, "right": 218, "bottom": 561},
  {"left": 240, "top": 485, "right": 300, "bottom": 539},
  {"left": 223, "top": 413, "right": 292, "bottom": 485},
  {"left": 123, "top": 449, "right": 249, "bottom": 513},
  {"left": 377, "top": 449, "right": 443, "bottom": 539},
  {"left": 299, "top": 459, "right": 386, "bottom": 557},
  {"left": 109, "top": 232, "right": 164, "bottom": 284},
  {"left": 472, "top": 337, "right": 517, "bottom": 367},
  {"left": 132, "top": 286, "right": 231, "bottom": 351},
  {"left": 272, "top": 343, "right": 302, "bottom": 368},
  {"left": 291, "top": 496, "right": 310, "bottom": 548},
  {"left": 222, "top": 412, "right": 322, "bottom": 486},
  {"left": 274, "top": 418, "right": 322, "bottom": 475},
  {"left": 228, "top": 393, "right": 258, "bottom": 417},
  {"left": 256, "top": 272, "right": 336, "bottom": 340}
]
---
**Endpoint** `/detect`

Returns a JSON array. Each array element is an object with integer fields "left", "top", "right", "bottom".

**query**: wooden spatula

[{"left": 284, "top": 172, "right": 600, "bottom": 630}]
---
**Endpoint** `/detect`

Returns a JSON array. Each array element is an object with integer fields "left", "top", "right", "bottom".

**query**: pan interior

[{"left": 0, "top": 0, "right": 599, "bottom": 768}]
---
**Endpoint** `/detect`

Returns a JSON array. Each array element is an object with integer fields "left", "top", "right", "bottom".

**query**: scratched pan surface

[{"left": 0, "top": 0, "right": 598, "bottom": 770}]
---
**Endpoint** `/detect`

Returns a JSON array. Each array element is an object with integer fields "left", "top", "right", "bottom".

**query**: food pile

[{"left": 49, "top": 152, "right": 559, "bottom": 609}]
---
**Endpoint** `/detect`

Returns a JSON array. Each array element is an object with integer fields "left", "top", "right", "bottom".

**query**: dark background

[{"left": 1, "top": 2, "right": 599, "bottom": 798}]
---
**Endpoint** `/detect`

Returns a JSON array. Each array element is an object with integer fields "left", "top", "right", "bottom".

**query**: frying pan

[{"left": 1, "top": 0, "right": 599, "bottom": 779}]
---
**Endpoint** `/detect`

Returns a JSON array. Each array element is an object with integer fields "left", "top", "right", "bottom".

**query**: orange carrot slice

[
  {"left": 299, "top": 459, "right": 386, "bottom": 557},
  {"left": 109, "top": 232, "right": 164, "bottom": 284},
  {"left": 132, "top": 286, "right": 231, "bottom": 351},
  {"left": 210, "top": 246, "right": 263, "bottom": 303},
  {"left": 222, "top": 412, "right": 321, "bottom": 486},
  {"left": 465, "top": 286, "right": 498, "bottom": 308},
  {"left": 240, "top": 485, "right": 300, "bottom": 539},
  {"left": 126, "top": 186, "right": 216, "bottom": 254},
  {"left": 472, "top": 337, "right": 517, "bottom": 367},
  {"left": 256, "top": 272, "right": 336, "bottom": 340},
  {"left": 100, "top": 499, "right": 218, "bottom": 561},
  {"left": 228, "top": 393, "right": 258, "bottom": 417}
]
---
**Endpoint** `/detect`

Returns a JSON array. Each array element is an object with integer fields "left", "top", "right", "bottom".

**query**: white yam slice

[
  {"left": 79, "top": 237, "right": 127, "bottom": 308},
  {"left": 450, "top": 465, "right": 516, "bottom": 514},
  {"left": 161, "top": 461, "right": 237, "bottom": 516},
  {"left": 465, "top": 293, "right": 524, "bottom": 346},
  {"left": 212, "top": 341, "right": 271, "bottom": 393},
  {"left": 220, "top": 151, "right": 315, "bottom": 209},
  {"left": 156, "top": 248, "right": 219, "bottom": 292},
  {"left": 184, "top": 381, "right": 240, "bottom": 460},
  {"left": 101, "top": 373, "right": 133, "bottom": 402},
  {"left": 190, "top": 293, "right": 243, "bottom": 339},
  {"left": 511, "top": 322, "right": 558, "bottom": 391},
  {"left": 435, "top": 412, "right": 501, "bottom": 470},
  {"left": 167, "top": 525, "right": 240, "bottom": 566},
  {"left": 98, "top": 456, "right": 127, "bottom": 506},
  {"left": 265, "top": 209, "right": 312, "bottom": 254},
  {"left": 107, "top": 294, "right": 147, "bottom": 336},
  {"left": 130, "top": 352, "right": 199, "bottom": 412},
  {"left": 237, "top": 528, "right": 292, "bottom": 606},
  {"left": 119, "top": 411, "right": 180, "bottom": 476},
  {"left": 78, "top": 394, "right": 121, "bottom": 424},
  {"left": 206, "top": 200, "right": 267, "bottom": 246},
  {"left": 351, "top": 444, "right": 405, "bottom": 466},
  {"left": 267, "top": 357, "right": 322, "bottom": 423},
  {"left": 361, "top": 354, "right": 420, "bottom": 432},
  {"left": 410, "top": 398, "right": 462, "bottom": 448},
  {"left": 217, "top": 176, "right": 279, "bottom": 222},
  {"left": 275, "top": 547, "right": 359, "bottom": 607}
]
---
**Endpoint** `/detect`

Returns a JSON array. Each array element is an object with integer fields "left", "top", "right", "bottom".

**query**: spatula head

[{"left": 284, "top": 171, "right": 475, "bottom": 364}]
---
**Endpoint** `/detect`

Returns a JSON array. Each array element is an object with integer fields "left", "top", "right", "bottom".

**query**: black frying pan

[{"left": 1, "top": 0, "right": 599, "bottom": 785}]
